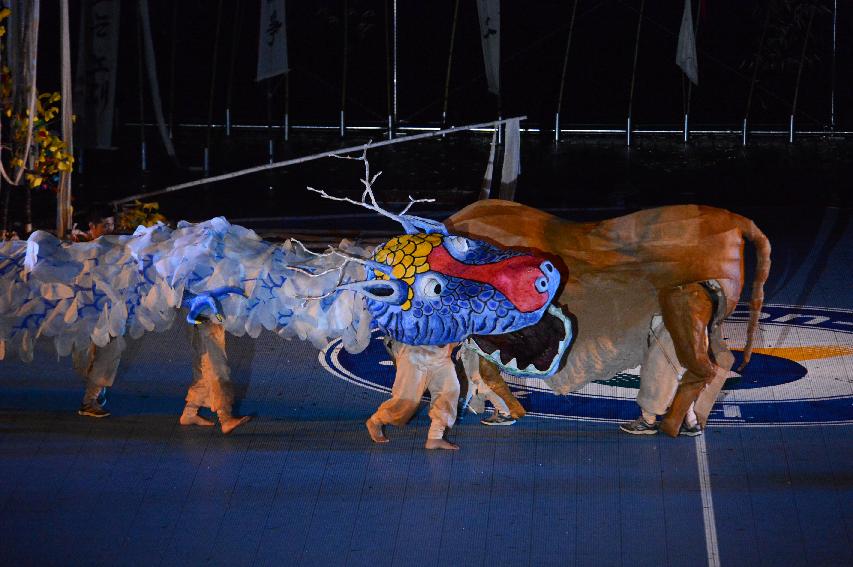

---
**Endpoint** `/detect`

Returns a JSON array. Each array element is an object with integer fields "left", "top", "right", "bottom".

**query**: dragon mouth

[{"left": 465, "top": 303, "right": 575, "bottom": 378}]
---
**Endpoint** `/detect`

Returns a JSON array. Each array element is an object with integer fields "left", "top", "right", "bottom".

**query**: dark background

[
  {"left": 48, "top": 0, "right": 848, "bottom": 130},
  {"left": 10, "top": 0, "right": 853, "bottom": 231}
]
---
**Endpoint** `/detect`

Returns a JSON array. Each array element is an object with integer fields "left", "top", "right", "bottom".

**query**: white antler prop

[{"left": 307, "top": 148, "right": 448, "bottom": 236}]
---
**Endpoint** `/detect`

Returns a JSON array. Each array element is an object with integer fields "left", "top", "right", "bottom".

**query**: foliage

[
  {"left": 0, "top": 8, "right": 74, "bottom": 191},
  {"left": 743, "top": 0, "right": 827, "bottom": 74},
  {"left": 117, "top": 201, "right": 167, "bottom": 231}
]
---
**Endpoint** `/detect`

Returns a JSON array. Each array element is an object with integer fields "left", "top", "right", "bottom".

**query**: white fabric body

[{"left": 0, "top": 219, "right": 373, "bottom": 363}]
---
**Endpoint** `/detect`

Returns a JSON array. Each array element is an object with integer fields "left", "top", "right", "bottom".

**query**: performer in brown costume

[{"left": 444, "top": 201, "right": 770, "bottom": 437}]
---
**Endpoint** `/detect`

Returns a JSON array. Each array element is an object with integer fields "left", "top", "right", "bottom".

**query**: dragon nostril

[
  {"left": 541, "top": 261, "right": 554, "bottom": 274},
  {"left": 535, "top": 275, "right": 548, "bottom": 291}
]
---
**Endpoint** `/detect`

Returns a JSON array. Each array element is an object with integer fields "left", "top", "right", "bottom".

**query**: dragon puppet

[
  {"left": 0, "top": 163, "right": 567, "bottom": 380},
  {"left": 444, "top": 200, "right": 771, "bottom": 437}
]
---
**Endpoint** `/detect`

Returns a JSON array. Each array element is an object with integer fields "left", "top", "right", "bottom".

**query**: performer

[
  {"left": 366, "top": 339, "right": 460, "bottom": 450},
  {"left": 74, "top": 318, "right": 251, "bottom": 434},
  {"left": 619, "top": 317, "right": 702, "bottom": 436},
  {"left": 73, "top": 336, "right": 125, "bottom": 418},
  {"left": 457, "top": 347, "right": 516, "bottom": 426},
  {"left": 180, "top": 319, "right": 252, "bottom": 434}
]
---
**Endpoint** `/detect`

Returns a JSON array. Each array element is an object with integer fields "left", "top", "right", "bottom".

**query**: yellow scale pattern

[{"left": 372, "top": 233, "right": 443, "bottom": 311}]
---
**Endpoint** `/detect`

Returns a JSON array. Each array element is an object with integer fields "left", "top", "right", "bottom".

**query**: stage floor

[{"left": 1, "top": 205, "right": 851, "bottom": 566}]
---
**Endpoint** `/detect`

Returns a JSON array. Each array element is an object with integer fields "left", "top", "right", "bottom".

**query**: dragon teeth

[{"left": 506, "top": 357, "right": 519, "bottom": 370}]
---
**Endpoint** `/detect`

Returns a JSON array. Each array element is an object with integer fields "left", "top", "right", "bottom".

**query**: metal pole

[
  {"left": 284, "top": 73, "right": 290, "bottom": 142},
  {"left": 790, "top": 5, "right": 816, "bottom": 144},
  {"left": 0, "top": 180, "right": 7, "bottom": 238},
  {"left": 225, "top": 0, "right": 242, "bottom": 137},
  {"left": 384, "top": 0, "right": 393, "bottom": 138},
  {"left": 168, "top": 2, "right": 177, "bottom": 138},
  {"left": 111, "top": 116, "right": 528, "bottom": 205},
  {"left": 555, "top": 0, "right": 579, "bottom": 142},
  {"left": 205, "top": 0, "right": 224, "bottom": 172},
  {"left": 626, "top": 0, "right": 645, "bottom": 147},
  {"left": 340, "top": 0, "right": 348, "bottom": 138},
  {"left": 58, "top": 0, "right": 72, "bottom": 237},
  {"left": 831, "top": 0, "right": 838, "bottom": 130},
  {"left": 392, "top": 0, "right": 398, "bottom": 124},
  {"left": 788, "top": 115, "right": 795, "bottom": 144},
  {"left": 441, "top": 0, "right": 460, "bottom": 128},
  {"left": 683, "top": 0, "right": 700, "bottom": 144},
  {"left": 266, "top": 81, "right": 274, "bottom": 163},
  {"left": 743, "top": 7, "right": 772, "bottom": 146},
  {"left": 136, "top": 10, "right": 147, "bottom": 171}
]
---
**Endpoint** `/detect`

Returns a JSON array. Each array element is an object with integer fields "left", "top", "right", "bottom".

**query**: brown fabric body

[{"left": 445, "top": 201, "right": 770, "bottom": 429}]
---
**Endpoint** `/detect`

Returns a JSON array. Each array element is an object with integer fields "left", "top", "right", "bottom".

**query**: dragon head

[
  {"left": 338, "top": 231, "right": 563, "bottom": 351},
  {"left": 302, "top": 153, "right": 574, "bottom": 375}
]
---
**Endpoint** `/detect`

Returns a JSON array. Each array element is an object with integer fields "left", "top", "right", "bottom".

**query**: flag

[
  {"left": 498, "top": 118, "right": 521, "bottom": 201},
  {"left": 257, "top": 0, "right": 289, "bottom": 81},
  {"left": 676, "top": 0, "right": 698, "bottom": 85},
  {"left": 476, "top": 0, "right": 500, "bottom": 95},
  {"left": 479, "top": 131, "right": 497, "bottom": 200}
]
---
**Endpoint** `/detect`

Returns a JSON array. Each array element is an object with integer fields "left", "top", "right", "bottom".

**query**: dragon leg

[
  {"left": 478, "top": 357, "right": 526, "bottom": 419},
  {"left": 658, "top": 283, "right": 719, "bottom": 438},
  {"left": 694, "top": 325, "right": 735, "bottom": 427}
]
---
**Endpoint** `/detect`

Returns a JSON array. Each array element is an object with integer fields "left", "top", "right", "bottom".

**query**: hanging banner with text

[
  {"left": 73, "top": 0, "right": 121, "bottom": 148},
  {"left": 257, "top": 0, "right": 289, "bottom": 81}
]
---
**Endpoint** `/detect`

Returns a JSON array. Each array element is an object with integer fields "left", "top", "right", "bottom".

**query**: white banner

[
  {"left": 498, "top": 118, "right": 520, "bottom": 201},
  {"left": 73, "top": 0, "right": 121, "bottom": 148},
  {"left": 676, "top": 0, "right": 699, "bottom": 85},
  {"left": 257, "top": 0, "right": 289, "bottom": 81},
  {"left": 476, "top": 0, "right": 500, "bottom": 95}
]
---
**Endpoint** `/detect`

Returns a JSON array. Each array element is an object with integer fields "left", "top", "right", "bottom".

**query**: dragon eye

[
  {"left": 418, "top": 275, "right": 445, "bottom": 299},
  {"left": 445, "top": 236, "right": 469, "bottom": 254}
]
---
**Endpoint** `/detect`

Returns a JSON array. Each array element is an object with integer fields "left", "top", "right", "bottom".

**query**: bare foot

[
  {"left": 220, "top": 415, "right": 252, "bottom": 435},
  {"left": 180, "top": 413, "right": 215, "bottom": 427},
  {"left": 425, "top": 438, "right": 459, "bottom": 450},
  {"left": 366, "top": 418, "right": 389, "bottom": 443}
]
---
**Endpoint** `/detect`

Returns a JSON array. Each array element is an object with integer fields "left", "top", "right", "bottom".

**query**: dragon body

[{"left": 0, "top": 210, "right": 561, "bottom": 363}]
